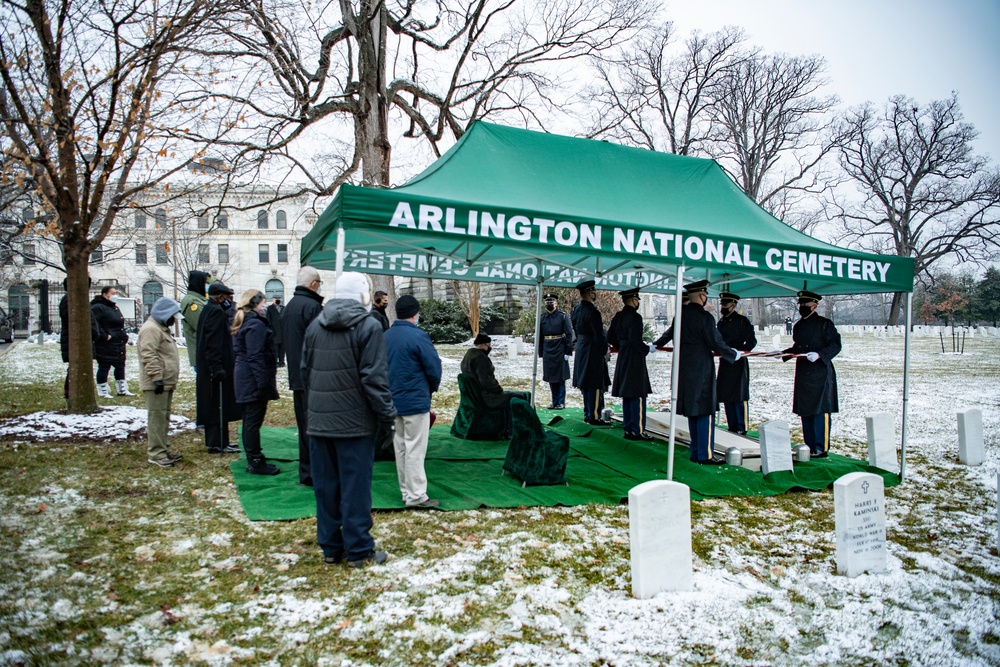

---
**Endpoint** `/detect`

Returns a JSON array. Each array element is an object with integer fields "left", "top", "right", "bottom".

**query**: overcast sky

[{"left": 667, "top": 0, "right": 1000, "bottom": 161}]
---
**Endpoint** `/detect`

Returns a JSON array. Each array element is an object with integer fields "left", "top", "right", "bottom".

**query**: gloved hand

[
  {"left": 563, "top": 355, "right": 571, "bottom": 361},
  {"left": 769, "top": 349, "right": 783, "bottom": 355},
  {"left": 212, "top": 369, "right": 226, "bottom": 381},
  {"left": 733, "top": 350, "right": 742, "bottom": 361},
  {"left": 154, "top": 380, "right": 164, "bottom": 395},
  {"left": 648, "top": 342, "right": 657, "bottom": 353},
  {"left": 806, "top": 351, "right": 820, "bottom": 362}
]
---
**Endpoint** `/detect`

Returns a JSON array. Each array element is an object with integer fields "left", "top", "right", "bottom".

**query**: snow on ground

[
  {"left": 0, "top": 331, "right": 998, "bottom": 666},
  {"left": 0, "top": 405, "right": 194, "bottom": 441}
]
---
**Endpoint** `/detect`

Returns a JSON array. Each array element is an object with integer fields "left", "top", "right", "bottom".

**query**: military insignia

[{"left": 190, "top": 304, "right": 198, "bottom": 311}]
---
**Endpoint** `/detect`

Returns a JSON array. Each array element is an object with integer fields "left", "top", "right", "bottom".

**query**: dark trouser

[
  {"left": 275, "top": 342, "right": 285, "bottom": 366},
  {"left": 310, "top": 434, "right": 375, "bottom": 561},
  {"left": 548, "top": 382, "right": 566, "bottom": 407},
  {"left": 293, "top": 390, "right": 312, "bottom": 484},
  {"left": 723, "top": 400, "right": 748, "bottom": 433},
  {"left": 687, "top": 414, "right": 716, "bottom": 462},
  {"left": 96, "top": 361, "right": 125, "bottom": 383},
  {"left": 581, "top": 388, "right": 605, "bottom": 421},
  {"left": 204, "top": 422, "right": 230, "bottom": 451},
  {"left": 622, "top": 396, "right": 646, "bottom": 434},
  {"left": 239, "top": 399, "right": 269, "bottom": 459},
  {"left": 801, "top": 413, "right": 831, "bottom": 456}
]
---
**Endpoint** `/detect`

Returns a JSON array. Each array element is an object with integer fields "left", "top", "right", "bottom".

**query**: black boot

[{"left": 246, "top": 456, "right": 280, "bottom": 475}]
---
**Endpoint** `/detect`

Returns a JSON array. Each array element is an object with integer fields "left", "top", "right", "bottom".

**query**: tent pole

[
  {"left": 333, "top": 224, "right": 345, "bottom": 297},
  {"left": 900, "top": 291, "right": 912, "bottom": 483},
  {"left": 667, "top": 266, "right": 685, "bottom": 481},
  {"left": 530, "top": 271, "right": 543, "bottom": 407}
]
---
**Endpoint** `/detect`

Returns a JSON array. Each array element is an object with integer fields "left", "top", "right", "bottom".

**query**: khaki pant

[
  {"left": 393, "top": 413, "right": 430, "bottom": 505},
  {"left": 145, "top": 389, "right": 174, "bottom": 460}
]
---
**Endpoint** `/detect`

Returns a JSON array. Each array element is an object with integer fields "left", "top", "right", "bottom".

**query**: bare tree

[
  {"left": 587, "top": 25, "right": 748, "bottom": 156},
  {"left": 835, "top": 94, "right": 1000, "bottom": 324},
  {"left": 0, "top": 0, "right": 235, "bottom": 412},
  {"left": 450, "top": 280, "right": 481, "bottom": 338}
]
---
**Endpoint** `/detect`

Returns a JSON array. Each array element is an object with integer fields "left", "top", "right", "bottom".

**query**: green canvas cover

[
  {"left": 302, "top": 122, "right": 914, "bottom": 297},
  {"left": 503, "top": 398, "right": 570, "bottom": 486}
]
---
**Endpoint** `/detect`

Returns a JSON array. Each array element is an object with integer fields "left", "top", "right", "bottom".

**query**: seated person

[{"left": 460, "top": 333, "right": 529, "bottom": 438}]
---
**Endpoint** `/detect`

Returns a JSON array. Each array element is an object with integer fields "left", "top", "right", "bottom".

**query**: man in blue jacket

[{"left": 385, "top": 295, "right": 442, "bottom": 509}]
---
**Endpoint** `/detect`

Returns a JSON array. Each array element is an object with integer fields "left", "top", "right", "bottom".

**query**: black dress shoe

[
  {"left": 623, "top": 432, "right": 638, "bottom": 441},
  {"left": 811, "top": 451, "right": 829, "bottom": 459},
  {"left": 584, "top": 418, "right": 613, "bottom": 426},
  {"left": 545, "top": 404, "right": 557, "bottom": 410},
  {"left": 697, "top": 456, "right": 726, "bottom": 466},
  {"left": 634, "top": 431, "right": 654, "bottom": 441},
  {"left": 554, "top": 404, "right": 565, "bottom": 410}
]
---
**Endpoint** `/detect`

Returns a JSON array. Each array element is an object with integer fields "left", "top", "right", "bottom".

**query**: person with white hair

[
  {"left": 138, "top": 297, "right": 183, "bottom": 467},
  {"left": 301, "top": 271, "right": 397, "bottom": 568},
  {"left": 280, "top": 266, "right": 325, "bottom": 486}
]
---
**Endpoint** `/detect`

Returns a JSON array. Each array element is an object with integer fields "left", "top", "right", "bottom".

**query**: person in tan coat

[{"left": 139, "top": 297, "right": 182, "bottom": 467}]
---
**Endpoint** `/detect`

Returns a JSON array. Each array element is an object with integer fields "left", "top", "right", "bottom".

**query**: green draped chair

[
  {"left": 451, "top": 373, "right": 507, "bottom": 441},
  {"left": 503, "top": 398, "right": 570, "bottom": 486}
]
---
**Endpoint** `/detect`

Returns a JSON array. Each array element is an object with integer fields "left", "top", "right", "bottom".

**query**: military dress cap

[
  {"left": 207, "top": 281, "right": 234, "bottom": 296},
  {"left": 797, "top": 289, "right": 822, "bottom": 303},
  {"left": 618, "top": 287, "right": 640, "bottom": 299},
  {"left": 683, "top": 279, "right": 710, "bottom": 294},
  {"left": 575, "top": 279, "right": 596, "bottom": 292},
  {"left": 543, "top": 292, "right": 559, "bottom": 300},
  {"left": 719, "top": 292, "right": 740, "bottom": 302}
]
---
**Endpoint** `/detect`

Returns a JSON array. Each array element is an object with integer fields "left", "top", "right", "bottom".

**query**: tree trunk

[
  {"left": 752, "top": 298, "right": 767, "bottom": 327},
  {"left": 65, "top": 252, "right": 98, "bottom": 413},
  {"left": 887, "top": 292, "right": 903, "bottom": 326}
]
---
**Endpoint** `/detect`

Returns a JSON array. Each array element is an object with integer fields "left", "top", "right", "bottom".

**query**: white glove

[
  {"left": 733, "top": 350, "right": 742, "bottom": 361},
  {"left": 564, "top": 355, "right": 571, "bottom": 361},
  {"left": 648, "top": 343, "right": 657, "bottom": 353},
  {"left": 806, "top": 351, "right": 820, "bottom": 362},
  {"left": 769, "top": 349, "right": 783, "bottom": 355}
]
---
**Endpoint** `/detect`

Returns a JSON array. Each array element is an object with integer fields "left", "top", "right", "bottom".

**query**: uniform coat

[
  {"left": 607, "top": 305, "right": 651, "bottom": 399},
  {"left": 180, "top": 271, "right": 209, "bottom": 366},
  {"left": 655, "top": 302, "right": 738, "bottom": 417},
  {"left": 233, "top": 310, "right": 280, "bottom": 404},
  {"left": 90, "top": 295, "right": 128, "bottom": 366},
  {"left": 195, "top": 299, "right": 239, "bottom": 425},
  {"left": 784, "top": 313, "right": 841, "bottom": 415},
  {"left": 571, "top": 300, "right": 610, "bottom": 390},
  {"left": 537, "top": 308, "right": 574, "bottom": 383},
  {"left": 280, "top": 286, "right": 324, "bottom": 391},
  {"left": 716, "top": 311, "right": 757, "bottom": 403}
]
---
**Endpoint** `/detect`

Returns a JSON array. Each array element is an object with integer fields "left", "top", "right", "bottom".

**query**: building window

[
  {"left": 1, "top": 251, "right": 13, "bottom": 266},
  {"left": 135, "top": 212, "right": 146, "bottom": 229},
  {"left": 277, "top": 243, "right": 288, "bottom": 263},
  {"left": 216, "top": 212, "right": 228, "bottom": 229},
  {"left": 257, "top": 210, "right": 268, "bottom": 229},
  {"left": 22, "top": 207, "right": 32, "bottom": 222},
  {"left": 197, "top": 215, "right": 208, "bottom": 229},
  {"left": 265, "top": 278, "right": 284, "bottom": 301},
  {"left": 154, "top": 208, "right": 166, "bottom": 229},
  {"left": 218, "top": 244, "right": 229, "bottom": 264},
  {"left": 258, "top": 244, "right": 269, "bottom": 263},
  {"left": 136, "top": 244, "right": 147, "bottom": 264},
  {"left": 155, "top": 243, "right": 169, "bottom": 265},
  {"left": 276, "top": 210, "right": 287, "bottom": 229},
  {"left": 198, "top": 243, "right": 209, "bottom": 264},
  {"left": 22, "top": 242, "right": 35, "bottom": 265},
  {"left": 90, "top": 245, "right": 103, "bottom": 264}
]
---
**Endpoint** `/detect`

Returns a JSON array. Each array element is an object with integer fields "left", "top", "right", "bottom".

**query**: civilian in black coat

[
  {"left": 279, "top": 267, "right": 325, "bottom": 485},
  {"left": 196, "top": 282, "right": 240, "bottom": 453},
  {"left": 266, "top": 297, "right": 285, "bottom": 367},
  {"left": 716, "top": 293, "right": 758, "bottom": 435},
  {"left": 607, "top": 288, "right": 653, "bottom": 439},
  {"left": 90, "top": 285, "right": 132, "bottom": 397},
  {"left": 233, "top": 290, "right": 281, "bottom": 475}
]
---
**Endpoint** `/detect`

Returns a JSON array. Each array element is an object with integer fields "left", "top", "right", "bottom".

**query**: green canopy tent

[{"left": 302, "top": 122, "right": 916, "bottom": 479}]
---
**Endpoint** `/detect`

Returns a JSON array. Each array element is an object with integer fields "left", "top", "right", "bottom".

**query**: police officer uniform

[
  {"left": 537, "top": 292, "right": 574, "bottom": 409},
  {"left": 783, "top": 290, "right": 842, "bottom": 457},
  {"left": 607, "top": 287, "right": 653, "bottom": 439},
  {"left": 571, "top": 279, "right": 611, "bottom": 425},
  {"left": 716, "top": 292, "right": 757, "bottom": 434}
]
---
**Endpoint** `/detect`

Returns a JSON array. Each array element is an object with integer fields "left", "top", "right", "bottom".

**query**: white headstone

[
  {"left": 957, "top": 408, "right": 985, "bottom": 466},
  {"left": 865, "top": 413, "right": 898, "bottom": 473},
  {"left": 758, "top": 420, "right": 794, "bottom": 476},
  {"left": 514, "top": 336, "right": 523, "bottom": 354},
  {"left": 628, "top": 480, "right": 692, "bottom": 597},
  {"left": 772, "top": 334, "right": 781, "bottom": 350},
  {"left": 507, "top": 342, "right": 517, "bottom": 359},
  {"left": 834, "top": 472, "right": 888, "bottom": 576},
  {"left": 878, "top": 329, "right": 886, "bottom": 340}
]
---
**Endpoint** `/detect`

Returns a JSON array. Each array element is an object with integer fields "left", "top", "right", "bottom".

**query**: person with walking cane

[{"left": 196, "top": 282, "right": 240, "bottom": 454}]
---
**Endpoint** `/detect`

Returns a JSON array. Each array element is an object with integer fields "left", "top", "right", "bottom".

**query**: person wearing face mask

[
  {"left": 782, "top": 290, "right": 842, "bottom": 458},
  {"left": 233, "top": 290, "right": 281, "bottom": 475},
  {"left": 370, "top": 290, "right": 390, "bottom": 331},
  {"left": 138, "top": 297, "right": 183, "bottom": 467},
  {"left": 571, "top": 279, "right": 612, "bottom": 426},
  {"left": 460, "top": 333, "right": 529, "bottom": 439},
  {"left": 384, "top": 294, "right": 442, "bottom": 508},
  {"left": 196, "top": 281, "right": 241, "bottom": 454},
  {"left": 90, "top": 285, "right": 134, "bottom": 398},
  {"left": 537, "top": 292, "right": 574, "bottom": 410},
  {"left": 608, "top": 287, "right": 653, "bottom": 440},
  {"left": 716, "top": 293, "right": 757, "bottom": 435},
  {"left": 654, "top": 280, "right": 741, "bottom": 465}
]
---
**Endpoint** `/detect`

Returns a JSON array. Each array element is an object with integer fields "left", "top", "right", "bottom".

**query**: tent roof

[{"left": 302, "top": 122, "right": 914, "bottom": 296}]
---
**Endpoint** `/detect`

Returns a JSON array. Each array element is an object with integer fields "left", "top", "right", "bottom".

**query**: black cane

[{"left": 218, "top": 379, "right": 225, "bottom": 457}]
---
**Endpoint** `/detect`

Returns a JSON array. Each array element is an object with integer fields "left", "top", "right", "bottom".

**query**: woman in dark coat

[
  {"left": 90, "top": 285, "right": 133, "bottom": 397},
  {"left": 232, "top": 290, "right": 281, "bottom": 475}
]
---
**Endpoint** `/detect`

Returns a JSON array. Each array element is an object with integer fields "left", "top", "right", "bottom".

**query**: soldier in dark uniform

[
  {"left": 716, "top": 292, "right": 757, "bottom": 435},
  {"left": 782, "top": 290, "right": 842, "bottom": 458},
  {"left": 654, "top": 280, "right": 741, "bottom": 464},
  {"left": 537, "top": 292, "right": 574, "bottom": 409},
  {"left": 607, "top": 287, "right": 653, "bottom": 440},
  {"left": 571, "top": 279, "right": 611, "bottom": 425}
]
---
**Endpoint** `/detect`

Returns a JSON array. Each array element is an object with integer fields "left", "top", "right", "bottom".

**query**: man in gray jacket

[{"left": 301, "top": 272, "right": 396, "bottom": 568}]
